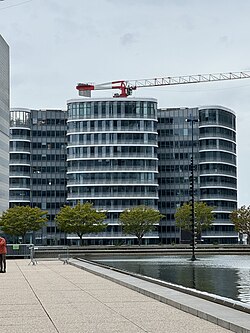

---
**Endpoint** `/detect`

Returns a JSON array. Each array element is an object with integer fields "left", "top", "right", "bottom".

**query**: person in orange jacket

[{"left": 0, "top": 236, "right": 7, "bottom": 273}]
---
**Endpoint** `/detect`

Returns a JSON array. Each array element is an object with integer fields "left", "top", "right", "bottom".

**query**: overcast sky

[{"left": 1, "top": 0, "right": 250, "bottom": 206}]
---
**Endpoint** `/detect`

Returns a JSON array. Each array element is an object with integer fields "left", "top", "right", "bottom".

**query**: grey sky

[{"left": 0, "top": 0, "right": 250, "bottom": 205}]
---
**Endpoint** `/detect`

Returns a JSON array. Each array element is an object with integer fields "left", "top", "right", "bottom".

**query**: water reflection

[{"left": 94, "top": 255, "right": 250, "bottom": 304}]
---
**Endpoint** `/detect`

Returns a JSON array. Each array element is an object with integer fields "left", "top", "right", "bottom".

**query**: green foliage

[
  {"left": 0, "top": 205, "right": 48, "bottom": 242},
  {"left": 175, "top": 202, "right": 214, "bottom": 234},
  {"left": 56, "top": 202, "right": 107, "bottom": 245},
  {"left": 230, "top": 205, "right": 250, "bottom": 244},
  {"left": 119, "top": 205, "right": 164, "bottom": 245}
]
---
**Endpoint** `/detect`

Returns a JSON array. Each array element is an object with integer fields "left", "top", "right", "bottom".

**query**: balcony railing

[
  {"left": 67, "top": 166, "right": 158, "bottom": 172},
  {"left": 9, "top": 184, "right": 30, "bottom": 189},
  {"left": 200, "top": 194, "right": 237, "bottom": 200},
  {"left": 10, "top": 172, "right": 31, "bottom": 177},
  {"left": 9, "top": 160, "right": 31, "bottom": 165},
  {"left": 199, "top": 156, "right": 236, "bottom": 164},
  {"left": 10, "top": 147, "right": 31, "bottom": 152},
  {"left": 65, "top": 203, "right": 158, "bottom": 211},
  {"left": 199, "top": 170, "right": 236, "bottom": 177},
  {"left": 69, "top": 231, "right": 159, "bottom": 238},
  {"left": 9, "top": 197, "right": 30, "bottom": 201},
  {"left": 202, "top": 231, "right": 237, "bottom": 237},
  {"left": 10, "top": 135, "right": 31, "bottom": 141},
  {"left": 67, "top": 180, "right": 158, "bottom": 185},
  {"left": 199, "top": 133, "right": 235, "bottom": 141},
  {"left": 199, "top": 145, "right": 236, "bottom": 153},
  {"left": 67, "top": 153, "right": 157, "bottom": 159},
  {"left": 67, "top": 192, "right": 158, "bottom": 198},
  {"left": 208, "top": 206, "right": 237, "bottom": 212},
  {"left": 200, "top": 182, "right": 237, "bottom": 189}
]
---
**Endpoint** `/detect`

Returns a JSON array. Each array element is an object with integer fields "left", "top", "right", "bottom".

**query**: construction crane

[{"left": 76, "top": 71, "right": 250, "bottom": 98}]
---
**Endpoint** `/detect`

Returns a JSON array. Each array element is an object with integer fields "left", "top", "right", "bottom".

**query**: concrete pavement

[{"left": 0, "top": 259, "right": 248, "bottom": 333}]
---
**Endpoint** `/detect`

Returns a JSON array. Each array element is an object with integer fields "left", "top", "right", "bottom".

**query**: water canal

[{"left": 93, "top": 254, "right": 250, "bottom": 304}]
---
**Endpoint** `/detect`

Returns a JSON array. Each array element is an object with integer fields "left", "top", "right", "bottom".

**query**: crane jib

[{"left": 76, "top": 71, "right": 250, "bottom": 98}]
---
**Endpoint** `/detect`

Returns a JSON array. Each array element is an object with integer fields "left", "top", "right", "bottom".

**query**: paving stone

[{"left": 2, "top": 259, "right": 247, "bottom": 333}]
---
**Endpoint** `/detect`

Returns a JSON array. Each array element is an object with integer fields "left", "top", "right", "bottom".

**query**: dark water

[{"left": 93, "top": 255, "right": 250, "bottom": 304}]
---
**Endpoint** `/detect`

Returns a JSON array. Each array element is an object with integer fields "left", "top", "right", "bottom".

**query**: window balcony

[
  {"left": 199, "top": 170, "right": 236, "bottom": 177},
  {"left": 200, "top": 193, "right": 237, "bottom": 200},
  {"left": 67, "top": 180, "right": 158, "bottom": 185},
  {"left": 67, "top": 192, "right": 158, "bottom": 198},
  {"left": 67, "top": 166, "right": 158, "bottom": 172},
  {"left": 200, "top": 182, "right": 237, "bottom": 189},
  {"left": 10, "top": 171, "right": 31, "bottom": 177},
  {"left": 10, "top": 147, "right": 31, "bottom": 153},
  {"left": 9, "top": 159, "right": 31, "bottom": 165},
  {"left": 201, "top": 231, "right": 238, "bottom": 237},
  {"left": 9, "top": 196, "right": 30, "bottom": 201}
]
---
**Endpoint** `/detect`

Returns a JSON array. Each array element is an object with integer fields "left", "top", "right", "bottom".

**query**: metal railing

[
  {"left": 6, "top": 244, "right": 70, "bottom": 265},
  {"left": 6, "top": 244, "right": 31, "bottom": 258},
  {"left": 31, "top": 246, "right": 70, "bottom": 264}
]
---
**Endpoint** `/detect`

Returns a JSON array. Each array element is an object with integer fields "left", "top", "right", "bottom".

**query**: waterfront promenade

[{"left": 0, "top": 259, "right": 248, "bottom": 333}]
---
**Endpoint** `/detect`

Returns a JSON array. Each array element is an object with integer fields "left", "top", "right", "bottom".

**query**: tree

[
  {"left": 55, "top": 202, "right": 107, "bottom": 245},
  {"left": 175, "top": 202, "right": 214, "bottom": 237},
  {"left": 119, "top": 205, "right": 164, "bottom": 245},
  {"left": 0, "top": 205, "right": 48, "bottom": 243},
  {"left": 230, "top": 205, "right": 250, "bottom": 244}
]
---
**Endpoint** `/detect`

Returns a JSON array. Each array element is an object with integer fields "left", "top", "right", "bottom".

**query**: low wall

[{"left": 6, "top": 244, "right": 250, "bottom": 259}]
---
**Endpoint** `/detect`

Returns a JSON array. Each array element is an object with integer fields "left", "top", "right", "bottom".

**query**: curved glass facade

[
  {"left": 67, "top": 98, "right": 159, "bottom": 245},
  {"left": 9, "top": 108, "right": 68, "bottom": 245},
  {"left": 158, "top": 105, "right": 238, "bottom": 244},
  {"left": 9, "top": 108, "right": 31, "bottom": 206},
  {"left": 199, "top": 106, "right": 237, "bottom": 243}
]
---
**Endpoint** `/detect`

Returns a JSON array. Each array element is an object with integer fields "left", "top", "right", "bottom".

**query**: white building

[
  {"left": 66, "top": 97, "right": 159, "bottom": 245},
  {"left": 0, "top": 35, "right": 9, "bottom": 213}
]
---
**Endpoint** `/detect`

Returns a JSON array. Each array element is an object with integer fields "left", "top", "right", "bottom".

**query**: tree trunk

[
  {"left": 137, "top": 237, "right": 142, "bottom": 246},
  {"left": 196, "top": 232, "right": 201, "bottom": 243},
  {"left": 21, "top": 234, "right": 26, "bottom": 244},
  {"left": 79, "top": 235, "right": 83, "bottom": 246}
]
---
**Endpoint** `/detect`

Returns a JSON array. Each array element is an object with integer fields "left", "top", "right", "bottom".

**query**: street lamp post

[{"left": 186, "top": 116, "right": 199, "bottom": 261}]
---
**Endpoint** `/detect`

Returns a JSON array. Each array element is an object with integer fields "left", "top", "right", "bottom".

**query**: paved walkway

[{"left": 0, "top": 260, "right": 248, "bottom": 333}]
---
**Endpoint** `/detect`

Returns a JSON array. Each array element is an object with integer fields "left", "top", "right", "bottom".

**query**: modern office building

[
  {"left": 66, "top": 98, "right": 159, "bottom": 245},
  {"left": 158, "top": 106, "right": 238, "bottom": 244},
  {"left": 9, "top": 108, "right": 67, "bottom": 244},
  {"left": 0, "top": 35, "right": 10, "bottom": 214},
  {"left": 10, "top": 102, "right": 237, "bottom": 245},
  {"left": 10, "top": 108, "right": 31, "bottom": 207}
]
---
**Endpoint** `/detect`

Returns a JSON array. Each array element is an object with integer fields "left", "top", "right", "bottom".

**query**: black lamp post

[{"left": 186, "top": 116, "right": 199, "bottom": 261}]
